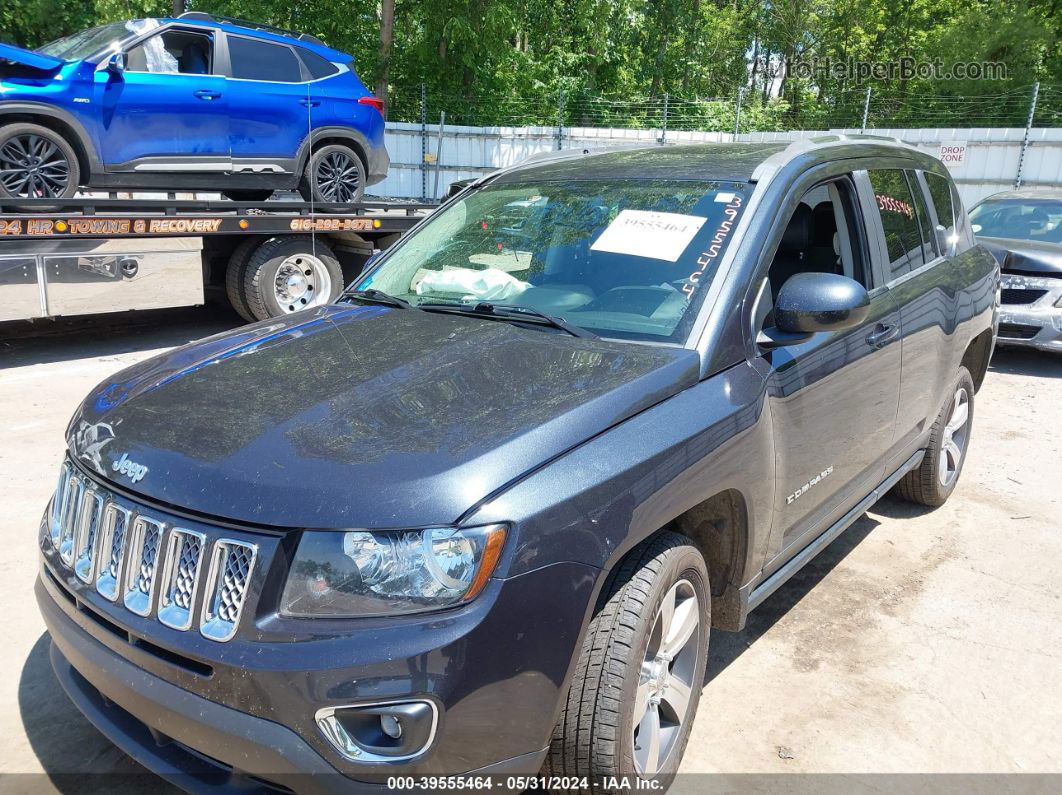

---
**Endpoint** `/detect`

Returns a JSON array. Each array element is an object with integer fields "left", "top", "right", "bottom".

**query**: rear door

[
  {"left": 221, "top": 33, "right": 311, "bottom": 175},
  {"left": 98, "top": 26, "right": 229, "bottom": 169}
]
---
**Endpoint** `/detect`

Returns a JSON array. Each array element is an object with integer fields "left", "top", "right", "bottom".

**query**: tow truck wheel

[
  {"left": 0, "top": 123, "right": 80, "bottom": 211},
  {"left": 225, "top": 237, "right": 267, "bottom": 322},
  {"left": 298, "top": 144, "right": 366, "bottom": 210},
  {"left": 241, "top": 236, "right": 344, "bottom": 320}
]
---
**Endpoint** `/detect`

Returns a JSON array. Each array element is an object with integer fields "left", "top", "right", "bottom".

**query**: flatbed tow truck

[{"left": 0, "top": 195, "right": 435, "bottom": 324}]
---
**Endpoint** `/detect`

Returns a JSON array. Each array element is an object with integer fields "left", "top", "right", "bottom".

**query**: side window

[
  {"left": 925, "top": 172, "right": 956, "bottom": 236},
  {"left": 228, "top": 37, "right": 303, "bottom": 83},
  {"left": 126, "top": 30, "right": 213, "bottom": 75},
  {"left": 906, "top": 171, "right": 938, "bottom": 261},
  {"left": 868, "top": 169, "right": 925, "bottom": 279},
  {"left": 298, "top": 48, "right": 339, "bottom": 79},
  {"left": 766, "top": 176, "right": 870, "bottom": 301}
]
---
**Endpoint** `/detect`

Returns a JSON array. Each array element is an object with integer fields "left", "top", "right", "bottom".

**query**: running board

[{"left": 747, "top": 449, "right": 926, "bottom": 613}]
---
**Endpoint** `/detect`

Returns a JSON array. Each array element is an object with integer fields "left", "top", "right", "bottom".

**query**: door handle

[
  {"left": 866, "top": 323, "right": 899, "bottom": 348},
  {"left": 194, "top": 89, "right": 222, "bottom": 100},
  {"left": 299, "top": 98, "right": 321, "bottom": 107}
]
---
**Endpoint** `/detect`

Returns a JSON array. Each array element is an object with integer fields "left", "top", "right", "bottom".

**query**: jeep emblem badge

[{"left": 112, "top": 453, "right": 149, "bottom": 484}]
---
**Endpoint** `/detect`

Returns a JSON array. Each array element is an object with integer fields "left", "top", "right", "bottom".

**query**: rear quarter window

[
  {"left": 926, "top": 172, "right": 956, "bottom": 234},
  {"left": 298, "top": 48, "right": 339, "bottom": 79}
]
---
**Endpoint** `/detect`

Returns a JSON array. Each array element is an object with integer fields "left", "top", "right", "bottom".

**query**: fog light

[
  {"left": 381, "top": 714, "right": 403, "bottom": 738},
  {"left": 316, "top": 701, "right": 437, "bottom": 762}
]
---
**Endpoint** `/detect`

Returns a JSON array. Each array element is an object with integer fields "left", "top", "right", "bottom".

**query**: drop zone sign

[{"left": 939, "top": 142, "right": 967, "bottom": 168}]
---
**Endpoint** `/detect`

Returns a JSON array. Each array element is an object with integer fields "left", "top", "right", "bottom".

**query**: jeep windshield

[
  {"left": 355, "top": 178, "right": 750, "bottom": 343},
  {"left": 37, "top": 19, "right": 156, "bottom": 61}
]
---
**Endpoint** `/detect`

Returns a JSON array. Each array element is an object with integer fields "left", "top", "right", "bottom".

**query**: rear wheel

[
  {"left": 545, "top": 532, "right": 710, "bottom": 791},
  {"left": 222, "top": 189, "right": 274, "bottom": 203},
  {"left": 0, "top": 123, "right": 79, "bottom": 210},
  {"left": 892, "top": 366, "right": 975, "bottom": 507},
  {"left": 298, "top": 144, "right": 365, "bottom": 210},
  {"left": 241, "top": 236, "right": 344, "bottom": 320}
]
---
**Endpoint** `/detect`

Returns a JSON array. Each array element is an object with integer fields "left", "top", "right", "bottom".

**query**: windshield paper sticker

[{"left": 590, "top": 210, "right": 707, "bottom": 262}]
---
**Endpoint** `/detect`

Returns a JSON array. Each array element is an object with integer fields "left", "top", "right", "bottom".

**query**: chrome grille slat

[
  {"left": 123, "top": 516, "right": 164, "bottom": 616},
  {"left": 73, "top": 488, "right": 105, "bottom": 584},
  {"left": 158, "top": 529, "right": 206, "bottom": 631},
  {"left": 201, "top": 540, "right": 257, "bottom": 642},
  {"left": 57, "top": 474, "right": 83, "bottom": 566},
  {"left": 49, "top": 457, "right": 258, "bottom": 642},
  {"left": 95, "top": 502, "right": 131, "bottom": 602}
]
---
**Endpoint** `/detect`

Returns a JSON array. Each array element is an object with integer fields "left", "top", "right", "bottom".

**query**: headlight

[{"left": 280, "top": 524, "right": 507, "bottom": 617}]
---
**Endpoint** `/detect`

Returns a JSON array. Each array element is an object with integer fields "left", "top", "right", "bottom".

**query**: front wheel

[
  {"left": 0, "top": 122, "right": 80, "bottom": 211},
  {"left": 545, "top": 532, "right": 710, "bottom": 791},
  {"left": 298, "top": 144, "right": 366, "bottom": 210}
]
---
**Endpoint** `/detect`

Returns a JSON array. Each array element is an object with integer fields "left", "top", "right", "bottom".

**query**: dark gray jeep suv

[{"left": 36, "top": 137, "right": 998, "bottom": 792}]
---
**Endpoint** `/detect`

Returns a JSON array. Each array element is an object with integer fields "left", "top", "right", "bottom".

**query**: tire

[
  {"left": 545, "top": 532, "right": 710, "bottom": 792},
  {"left": 0, "top": 122, "right": 80, "bottom": 211},
  {"left": 222, "top": 189, "right": 274, "bottom": 202},
  {"left": 225, "top": 237, "right": 267, "bottom": 322},
  {"left": 298, "top": 144, "right": 366, "bottom": 210},
  {"left": 892, "top": 366, "right": 975, "bottom": 507},
  {"left": 241, "top": 236, "right": 344, "bottom": 320}
]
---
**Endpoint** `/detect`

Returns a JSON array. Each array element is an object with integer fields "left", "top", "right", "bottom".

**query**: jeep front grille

[{"left": 47, "top": 460, "right": 257, "bottom": 642}]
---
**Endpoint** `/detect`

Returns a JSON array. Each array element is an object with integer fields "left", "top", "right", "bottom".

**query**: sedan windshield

[
  {"left": 37, "top": 19, "right": 155, "bottom": 61},
  {"left": 356, "top": 178, "right": 750, "bottom": 343},
  {"left": 970, "top": 198, "right": 1062, "bottom": 244}
]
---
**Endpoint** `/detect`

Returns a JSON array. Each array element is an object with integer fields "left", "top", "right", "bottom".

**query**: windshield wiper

[
  {"left": 343, "top": 288, "right": 420, "bottom": 310},
  {"left": 419, "top": 301, "right": 596, "bottom": 338}
]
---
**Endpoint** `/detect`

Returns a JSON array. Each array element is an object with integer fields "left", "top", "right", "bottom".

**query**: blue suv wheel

[
  {"left": 0, "top": 123, "right": 80, "bottom": 210},
  {"left": 299, "top": 144, "right": 366, "bottom": 208}
]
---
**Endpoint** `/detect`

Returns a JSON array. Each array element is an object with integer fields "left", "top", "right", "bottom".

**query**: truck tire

[
  {"left": 225, "top": 237, "right": 267, "bottom": 322},
  {"left": 892, "top": 366, "right": 975, "bottom": 507},
  {"left": 241, "top": 236, "right": 344, "bottom": 320},
  {"left": 298, "top": 144, "right": 366, "bottom": 210},
  {"left": 0, "top": 122, "right": 80, "bottom": 211},
  {"left": 544, "top": 532, "right": 710, "bottom": 792}
]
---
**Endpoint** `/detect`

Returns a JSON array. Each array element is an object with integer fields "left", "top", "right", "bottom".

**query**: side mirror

[
  {"left": 760, "top": 272, "right": 870, "bottom": 348},
  {"left": 106, "top": 52, "right": 125, "bottom": 74}
]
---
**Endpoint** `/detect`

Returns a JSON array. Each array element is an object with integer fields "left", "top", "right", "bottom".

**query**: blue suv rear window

[{"left": 228, "top": 36, "right": 302, "bottom": 82}]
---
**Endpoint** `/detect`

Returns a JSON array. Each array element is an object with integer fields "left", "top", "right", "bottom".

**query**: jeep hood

[
  {"left": 0, "top": 42, "right": 65, "bottom": 74},
  {"left": 69, "top": 304, "right": 699, "bottom": 530}
]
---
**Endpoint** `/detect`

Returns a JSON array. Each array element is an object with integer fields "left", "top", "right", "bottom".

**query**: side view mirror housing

[
  {"left": 760, "top": 272, "right": 870, "bottom": 348},
  {"left": 106, "top": 52, "right": 125, "bottom": 74}
]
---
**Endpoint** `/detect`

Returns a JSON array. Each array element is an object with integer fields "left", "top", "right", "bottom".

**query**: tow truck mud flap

[{"left": 0, "top": 237, "right": 204, "bottom": 320}]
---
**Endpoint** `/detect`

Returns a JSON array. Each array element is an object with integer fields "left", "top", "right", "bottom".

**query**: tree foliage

[{"left": 2, "top": 0, "right": 1058, "bottom": 127}]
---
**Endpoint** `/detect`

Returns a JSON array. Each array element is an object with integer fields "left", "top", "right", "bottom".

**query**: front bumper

[
  {"left": 37, "top": 550, "right": 597, "bottom": 792},
  {"left": 997, "top": 273, "right": 1062, "bottom": 353}
]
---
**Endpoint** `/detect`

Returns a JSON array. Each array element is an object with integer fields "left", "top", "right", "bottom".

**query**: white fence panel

[{"left": 375, "top": 122, "right": 1062, "bottom": 206}]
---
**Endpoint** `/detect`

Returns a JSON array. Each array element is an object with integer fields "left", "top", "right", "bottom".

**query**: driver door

[
  {"left": 95, "top": 26, "right": 229, "bottom": 170},
  {"left": 757, "top": 172, "right": 902, "bottom": 569}
]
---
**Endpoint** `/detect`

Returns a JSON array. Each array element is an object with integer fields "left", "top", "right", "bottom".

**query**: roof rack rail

[{"left": 178, "top": 11, "right": 325, "bottom": 46}]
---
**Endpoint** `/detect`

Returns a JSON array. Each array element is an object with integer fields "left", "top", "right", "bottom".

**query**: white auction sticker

[{"left": 590, "top": 209, "right": 707, "bottom": 262}]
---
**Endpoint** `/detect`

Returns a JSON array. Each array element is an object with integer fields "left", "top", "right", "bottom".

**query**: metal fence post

[
  {"left": 733, "top": 87, "right": 745, "bottom": 137},
  {"left": 555, "top": 91, "right": 566, "bottom": 150},
  {"left": 433, "top": 111, "right": 446, "bottom": 200},
  {"left": 419, "top": 83, "right": 428, "bottom": 200},
  {"left": 1015, "top": 81, "right": 1040, "bottom": 188},
  {"left": 860, "top": 87, "right": 872, "bottom": 133},
  {"left": 659, "top": 92, "right": 669, "bottom": 143}
]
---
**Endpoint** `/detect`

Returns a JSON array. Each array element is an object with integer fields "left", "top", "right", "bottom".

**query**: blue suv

[{"left": 0, "top": 13, "right": 389, "bottom": 209}]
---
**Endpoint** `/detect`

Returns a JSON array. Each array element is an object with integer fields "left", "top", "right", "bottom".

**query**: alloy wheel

[
  {"left": 273, "top": 254, "right": 333, "bottom": 313},
  {"left": 939, "top": 386, "right": 970, "bottom": 487},
  {"left": 633, "top": 579, "right": 701, "bottom": 776},
  {"left": 314, "top": 151, "right": 361, "bottom": 204},
  {"left": 0, "top": 133, "right": 71, "bottom": 199}
]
